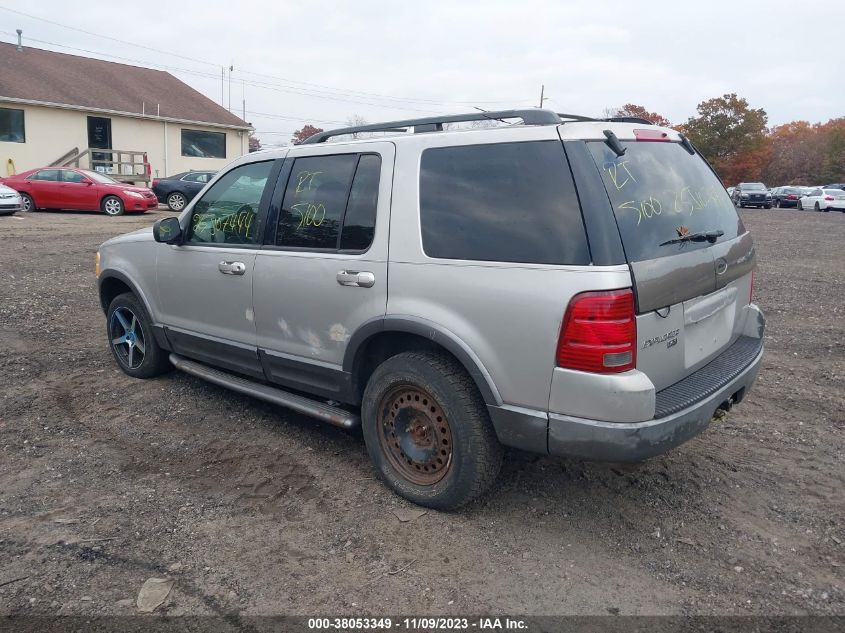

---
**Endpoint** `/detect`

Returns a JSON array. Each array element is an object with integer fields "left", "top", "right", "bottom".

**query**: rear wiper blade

[{"left": 659, "top": 230, "right": 724, "bottom": 246}]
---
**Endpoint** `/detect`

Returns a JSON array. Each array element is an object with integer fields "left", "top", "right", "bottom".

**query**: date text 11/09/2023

[{"left": 307, "top": 617, "right": 528, "bottom": 631}]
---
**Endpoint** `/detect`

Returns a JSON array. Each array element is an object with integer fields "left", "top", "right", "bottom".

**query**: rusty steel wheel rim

[{"left": 377, "top": 385, "right": 453, "bottom": 486}]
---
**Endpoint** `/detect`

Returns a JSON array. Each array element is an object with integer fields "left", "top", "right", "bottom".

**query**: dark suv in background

[{"left": 732, "top": 182, "right": 772, "bottom": 208}]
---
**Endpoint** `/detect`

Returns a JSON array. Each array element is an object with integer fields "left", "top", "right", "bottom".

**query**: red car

[{"left": 3, "top": 167, "right": 158, "bottom": 216}]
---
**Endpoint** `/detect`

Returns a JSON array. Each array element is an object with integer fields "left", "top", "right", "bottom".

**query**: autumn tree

[
  {"left": 608, "top": 104, "right": 671, "bottom": 127},
  {"left": 248, "top": 132, "right": 262, "bottom": 153},
  {"left": 683, "top": 94, "right": 769, "bottom": 184},
  {"left": 291, "top": 124, "right": 324, "bottom": 145}
]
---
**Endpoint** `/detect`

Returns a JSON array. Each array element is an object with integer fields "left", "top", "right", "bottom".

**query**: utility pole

[
  {"left": 242, "top": 80, "right": 246, "bottom": 122},
  {"left": 228, "top": 65, "right": 233, "bottom": 112},
  {"left": 221, "top": 67, "right": 225, "bottom": 107},
  {"left": 539, "top": 84, "right": 548, "bottom": 109}
]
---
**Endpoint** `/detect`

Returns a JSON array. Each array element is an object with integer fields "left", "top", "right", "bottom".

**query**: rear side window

[
  {"left": 28, "top": 169, "right": 61, "bottom": 182},
  {"left": 419, "top": 141, "right": 590, "bottom": 265},
  {"left": 275, "top": 153, "right": 380, "bottom": 251},
  {"left": 589, "top": 141, "right": 744, "bottom": 262}
]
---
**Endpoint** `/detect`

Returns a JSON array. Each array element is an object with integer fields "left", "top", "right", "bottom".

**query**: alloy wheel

[
  {"left": 168, "top": 193, "right": 186, "bottom": 211},
  {"left": 104, "top": 198, "right": 123, "bottom": 215},
  {"left": 110, "top": 307, "right": 146, "bottom": 370}
]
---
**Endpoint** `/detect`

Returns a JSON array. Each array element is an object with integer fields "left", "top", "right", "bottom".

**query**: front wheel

[
  {"left": 166, "top": 192, "right": 187, "bottom": 212},
  {"left": 361, "top": 351, "right": 503, "bottom": 510},
  {"left": 764, "top": 204, "right": 772, "bottom": 209},
  {"left": 797, "top": 201, "right": 803, "bottom": 210},
  {"left": 102, "top": 195, "right": 125, "bottom": 216},
  {"left": 107, "top": 293, "right": 171, "bottom": 378},
  {"left": 20, "top": 193, "right": 35, "bottom": 212},
  {"left": 775, "top": 199, "right": 781, "bottom": 208}
]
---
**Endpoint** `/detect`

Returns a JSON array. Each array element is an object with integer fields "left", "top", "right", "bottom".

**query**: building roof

[{"left": 0, "top": 41, "right": 249, "bottom": 129}]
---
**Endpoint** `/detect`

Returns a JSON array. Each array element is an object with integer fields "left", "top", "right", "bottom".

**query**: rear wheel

[
  {"left": 361, "top": 351, "right": 503, "bottom": 510},
  {"left": 775, "top": 199, "right": 781, "bottom": 208},
  {"left": 102, "top": 195, "right": 125, "bottom": 216},
  {"left": 20, "top": 193, "right": 35, "bottom": 212},
  {"left": 106, "top": 293, "right": 171, "bottom": 378},
  {"left": 814, "top": 202, "right": 821, "bottom": 212},
  {"left": 166, "top": 192, "right": 187, "bottom": 212}
]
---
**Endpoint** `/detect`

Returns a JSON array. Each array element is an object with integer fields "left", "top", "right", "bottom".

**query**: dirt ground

[{"left": 0, "top": 206, "right": 842, "bottom": 618}]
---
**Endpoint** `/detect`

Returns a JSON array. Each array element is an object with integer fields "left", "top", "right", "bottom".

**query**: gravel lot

[{"left": 0, "top": 207, "right": 842, "bottom": 618}]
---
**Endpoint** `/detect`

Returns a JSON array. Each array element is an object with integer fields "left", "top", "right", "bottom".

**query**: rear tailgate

[{"left": 585, "top": 131, "right": 756, "bottom": 391}]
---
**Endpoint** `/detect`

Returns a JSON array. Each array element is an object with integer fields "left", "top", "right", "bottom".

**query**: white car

[
  {"left": 797, "top": 187, "right": 845, "bottom": 212},
  {"left": 0, "top": 182, "right": 23, "bottom": 215}
]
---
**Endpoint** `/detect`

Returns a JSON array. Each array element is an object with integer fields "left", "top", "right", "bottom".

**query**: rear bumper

[
  {"left": 546, "top": 344, "right": 763, "bottom": 461},
  {"left": 488, "top": 305, "right": 766, "bottom": 462}
]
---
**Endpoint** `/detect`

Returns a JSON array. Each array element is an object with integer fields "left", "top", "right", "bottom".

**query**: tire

[
  {"left": 102, "top": 195, "right": 125, "bottom": 216},
  {"left": 106, "top": 292, "right": 171, "bottom": 378},
  {"left": 361, "top": 351, "right": 503, "bottom": 510},
  {"left": 764, "top": 204, "right": 771, "bottom": 209},
  {"left": 166, "top": 191, "right": 187, "bottom": 212},
  {"left": 797, "top": 201, "right": 803, "bottom": 210},
  {"left": 775, "top": 199, "right": 781, "bottom": 208},
  {"left": 814, "top": 203, "right": 821, "bottom": 212},
  {"left": 20, "top": 193, "right": 35, "bottom": 212}
]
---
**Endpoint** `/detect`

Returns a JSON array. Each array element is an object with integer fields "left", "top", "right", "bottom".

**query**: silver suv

[{"left": 97, "top": 110, "right": 766, "bottom": 509}]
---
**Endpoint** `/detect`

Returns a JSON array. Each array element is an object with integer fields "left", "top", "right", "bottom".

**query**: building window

[
  {"left": 181, "top": 129, "right": 226, "bottom": 158},
  {"left": 0, "top": 107, "right": 25, "bottom": 143}
]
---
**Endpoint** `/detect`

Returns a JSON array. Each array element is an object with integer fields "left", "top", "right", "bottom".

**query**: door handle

[
  {"left": 218, "top": 261, "right": 246, "bottom": 276},
  {"left": 337, "top": 270, "right": 375, "bottom": 288}
]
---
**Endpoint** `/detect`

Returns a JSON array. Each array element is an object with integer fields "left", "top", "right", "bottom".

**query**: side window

[
  {"left": 62, "top": 171, "right": 86, "bottom": 183},
  {"left": 419, "top": 141, "right": 590, "bottom": 265},
  {"left": 197, "top": 173, "right": 211, "bottom": 183},
  {"left": 340, "top": 155, "right": 381, "bottom": 251},
  {"left": 275, "top": 154, "right": 358, "bottom": 249},
  {"left": 181, "top": 172, "right": 201, "bottom": 182},
  {"left": 187, "top": 161, "right": 273, "bottom": 245},
  {"left": 28, "top": 169, "right": 61, "bottom": 182}
]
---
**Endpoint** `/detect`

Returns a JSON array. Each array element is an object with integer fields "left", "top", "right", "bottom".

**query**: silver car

[
  {"left": 0, "top": 182, "right": 22, "bottom": 215},
  {"left": 97, "top": 110, "right": 766, "bottom": 509}
]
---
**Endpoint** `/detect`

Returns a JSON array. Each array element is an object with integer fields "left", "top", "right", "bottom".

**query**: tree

[
  {"left": 346, "top": 114, "right": 368, "bottom": 139},
  {"left": 291, "top": 124, "right": 324, "bottom": 145},
  {"left": 248, "top": 132, "right": 262, "bottom": 153},
  {"left": 683, "top": 94, "right": 768, "bottom": 183},
  {"left": 608, "top": 104, "right": 671, "bottom": 127}
]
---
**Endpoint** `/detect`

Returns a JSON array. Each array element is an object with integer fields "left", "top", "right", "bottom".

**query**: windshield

[
  {"left": 741, "top": 183, "right": 766, "bottom": 191},
  {"left": 588, "top": 141, "right": 744, "bottom": 262},
  {"left": 82, "top": 170, "right": 120, "bottom": 184}
]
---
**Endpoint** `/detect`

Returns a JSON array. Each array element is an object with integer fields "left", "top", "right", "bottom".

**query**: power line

[{"left": 0, "top": 5, "right": 533, "bottom": 109}]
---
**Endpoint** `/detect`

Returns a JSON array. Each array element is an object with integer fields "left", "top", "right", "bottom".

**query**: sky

[{"left": 1, "top": 1, "right": 843, "bottom": 148}]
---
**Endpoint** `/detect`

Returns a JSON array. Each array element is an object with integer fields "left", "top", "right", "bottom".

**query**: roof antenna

[{"left": 16, "top": 29, "right": 23, "bottom": 52}]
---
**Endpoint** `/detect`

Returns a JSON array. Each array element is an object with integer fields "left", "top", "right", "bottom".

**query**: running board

[{"left": 169, "top": 353, "right": 359, "bottom": 429}]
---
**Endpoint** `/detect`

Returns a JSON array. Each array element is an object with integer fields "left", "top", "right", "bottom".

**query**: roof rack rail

[
  {"left": 604, "top": 116, "right": 654, "bottom": 125},
  {"left": 301, "top": 109, "right": 562, "bottom": 144}
]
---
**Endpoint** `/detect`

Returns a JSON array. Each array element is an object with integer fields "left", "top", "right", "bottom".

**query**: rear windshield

[{"left": 588, "top": 141, "right": 744, "bottom": 262}]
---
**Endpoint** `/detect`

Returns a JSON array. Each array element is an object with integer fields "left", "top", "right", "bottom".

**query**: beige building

[{"left": 0, "top": 40, "right": 251, "bottom": 181}]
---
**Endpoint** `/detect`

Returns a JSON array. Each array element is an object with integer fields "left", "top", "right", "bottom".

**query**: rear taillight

[
  {"left": 152, "top": 178, "right": 160, "bottom": 188},
  {"left": 556, "top": 289, "right": 636, "bottom": 374},
  {"left": 824, "top": 195, "right": 834, "bottom": 201},
  {"left": 633, "top": 129, "right": 670, "bottom": 142},
  {"left": 786, "top": 194, "right": 797, "bottom": 199}
]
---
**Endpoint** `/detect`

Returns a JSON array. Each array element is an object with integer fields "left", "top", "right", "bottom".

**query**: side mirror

[
  {"left": 83, "top": 180, "right": 94, "bottom": 185},
  {"left": 153, "top": 217, "right": 183, "bottom": 244}
]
